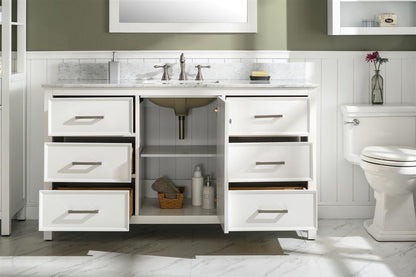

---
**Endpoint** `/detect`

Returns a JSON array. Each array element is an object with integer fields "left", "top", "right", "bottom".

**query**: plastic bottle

[
  {"left": 192, "top": 166, "right": 204, "bottom": 206},
  {"left": 202, "top": 175, "right": 215, "bottom": 210}
]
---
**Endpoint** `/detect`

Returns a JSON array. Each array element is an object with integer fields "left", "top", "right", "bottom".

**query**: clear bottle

[
  {"left": 192, "top": 166, "right": 204, "bottom": 206},
  {"left": 202, "top": 175, "right": 215, "bottom": 210},
  {"left": 371, "top": 70, "right": 384, "bottom": 105}
]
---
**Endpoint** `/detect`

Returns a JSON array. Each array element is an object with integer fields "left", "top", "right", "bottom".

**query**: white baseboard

[
  {"left": 25, "top": 203, "right": 39, "bottom": 220},
  {"left": 318, "top": 205, "right": 375, "bottom": 219}
]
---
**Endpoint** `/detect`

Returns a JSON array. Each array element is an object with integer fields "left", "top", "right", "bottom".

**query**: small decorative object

[
  {"left": 376, "top": 13, "right": 397, "bottom": 27},
  {"left": 361, "top": 19, "right": 377, "bottom": 28},
  {"left": 365, "top": 51, "right": 389, "bottom": 105}
]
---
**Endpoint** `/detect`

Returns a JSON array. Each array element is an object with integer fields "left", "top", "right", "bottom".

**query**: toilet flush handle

[{"left": 344, "top": 119, "right": 360, "bottom": 126}]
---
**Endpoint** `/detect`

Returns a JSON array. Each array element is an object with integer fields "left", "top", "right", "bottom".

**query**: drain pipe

[{"left": 178, "top": 116, "right": 185, "bottom": 140}]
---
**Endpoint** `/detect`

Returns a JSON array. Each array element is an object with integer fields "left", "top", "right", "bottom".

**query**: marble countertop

[{"left": 43, "top": 79, "right": 318, "bottom": 89}]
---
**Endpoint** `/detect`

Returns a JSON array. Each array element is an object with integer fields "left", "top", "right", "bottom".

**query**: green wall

[{"left": 27, "top": 0, "right": 416, "bottom": 51}]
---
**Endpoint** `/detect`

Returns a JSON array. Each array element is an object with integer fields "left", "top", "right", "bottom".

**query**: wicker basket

[{"left": 157, "top": 187, "right": 185, "bottom": 209}]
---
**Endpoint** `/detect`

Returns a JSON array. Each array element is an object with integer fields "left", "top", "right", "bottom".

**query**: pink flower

[{"left": 366, "top": 51, "right": 379, "bottom": 63}]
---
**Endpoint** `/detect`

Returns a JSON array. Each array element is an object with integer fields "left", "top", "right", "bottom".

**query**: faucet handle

[
  {"left": 154, "top": 64, "right": 171, "bottom": 81},
  {"left": 195, "top": 65, "right": 211, "bottom": 81}
]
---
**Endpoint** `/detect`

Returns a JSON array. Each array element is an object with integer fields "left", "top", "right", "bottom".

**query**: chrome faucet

[{"left": 179, "top": 53, "right": 187, "bottom": 80}]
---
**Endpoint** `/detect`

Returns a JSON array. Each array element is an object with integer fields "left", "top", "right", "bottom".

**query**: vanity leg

[
  {"left": 1, "top": 219, "right": 11, "bottom": 236},
  {"left": 307, "top": 229, "right": 317, "bottom": 240},
  {"left": 44, "top": 231, "right": 53, "bottom": 241}
]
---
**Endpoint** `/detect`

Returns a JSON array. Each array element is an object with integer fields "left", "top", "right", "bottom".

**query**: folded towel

[
  {"left": 152, "top": 177, "right": 180, "bottom": 199},
  {"left": 251, "top": 71, "right": 269, "bottom": 77}
]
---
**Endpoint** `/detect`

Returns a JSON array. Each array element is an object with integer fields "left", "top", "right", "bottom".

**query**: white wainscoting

[{"left": 25, "top": 51, "right": 416, "bottom": 220}]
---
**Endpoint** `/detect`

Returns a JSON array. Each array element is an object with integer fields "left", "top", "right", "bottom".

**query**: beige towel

[{"left": 152, "top": 177, "right": 180, "bottom": 199}]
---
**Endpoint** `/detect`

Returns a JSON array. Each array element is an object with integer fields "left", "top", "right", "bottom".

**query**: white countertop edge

[{"left": 42, "top": 79, "right": 318, "bottom": 90}]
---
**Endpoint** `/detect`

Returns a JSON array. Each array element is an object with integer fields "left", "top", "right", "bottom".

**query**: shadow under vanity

[{"left": 39, "top": 62, "right": 318, "bottom": 241}]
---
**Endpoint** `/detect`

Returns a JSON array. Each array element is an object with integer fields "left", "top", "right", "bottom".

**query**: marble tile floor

[{"left": 0, "top": 220, "right": 415, "bottom": 277}]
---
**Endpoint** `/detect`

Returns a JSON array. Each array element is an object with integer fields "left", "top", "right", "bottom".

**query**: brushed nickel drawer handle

[
  {"left": 254, "top": 114, "right": 283, "bottom": 119},
  {"left": 71, "top": 162, "right": 102, "bottom": 166},
  {"left": 74, "top": 116, "right": 104, "bottom": 120},
  {"left": 68, "top": 210, "right": 99, "bottom": 214},
  {"left": 256, "top": 161, "right": 285, "bottom": 165},
  {"left": 258, "top": 209, "right": 288, "bottom": 214},
  {"left": 344, "top": 119, "right": 360, "bottom": 126}
]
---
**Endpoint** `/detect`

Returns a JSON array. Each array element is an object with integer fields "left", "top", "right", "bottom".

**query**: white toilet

[{"left": 342, "top": 105, "right": 416, "bottom": 241}]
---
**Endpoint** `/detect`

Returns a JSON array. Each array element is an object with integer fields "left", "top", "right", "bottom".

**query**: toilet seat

[{"left": 361, "top": 146, "right": 416, "bottom": 167}]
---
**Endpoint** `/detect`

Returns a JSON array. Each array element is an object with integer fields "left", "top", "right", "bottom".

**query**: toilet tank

[{"left": 342, "top": 105, "right": 416, "bottom": 164}]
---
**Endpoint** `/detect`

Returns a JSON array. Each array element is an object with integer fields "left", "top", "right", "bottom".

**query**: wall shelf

[
  {"left": 140, "top": 145, "right": 216, "bottom": 158},
  {"left": 328, "top": 0, "right": 416, "bottom": 35}
]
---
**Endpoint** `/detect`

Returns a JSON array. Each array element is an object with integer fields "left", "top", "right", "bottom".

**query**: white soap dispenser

[
  {"left": 202, "top": 175, "right": 215, "bottom": 210},
  {"left": 192, "top": 166, "right": 204, "bottom": 206}
]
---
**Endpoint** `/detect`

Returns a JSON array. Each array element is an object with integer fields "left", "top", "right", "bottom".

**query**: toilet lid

[{"left": 361, "top": 146, "right": 416, "bottom": 166}]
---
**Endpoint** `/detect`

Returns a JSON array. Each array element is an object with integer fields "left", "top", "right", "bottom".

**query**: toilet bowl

[
  {"left": 360, "top": 146, "right": 416, "bottom": 241},
  {"left": 342, "top": 105, "right": 416, "bottom": 242}
]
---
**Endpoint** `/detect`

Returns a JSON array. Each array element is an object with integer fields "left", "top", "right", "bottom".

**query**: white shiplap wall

[{"left": 25, "top": 51, "right": 416, "bottom": 219}]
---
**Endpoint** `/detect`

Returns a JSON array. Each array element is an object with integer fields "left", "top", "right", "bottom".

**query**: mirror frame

[{"left": 109, "top": 0, "right": 257, "bottom": 33}]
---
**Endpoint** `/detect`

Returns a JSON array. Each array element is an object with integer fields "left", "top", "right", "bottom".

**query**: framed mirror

[{"left": 109, "top": 0, "right": 257, "bottom": 33}]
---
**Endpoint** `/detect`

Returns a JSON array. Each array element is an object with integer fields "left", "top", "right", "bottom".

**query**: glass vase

[{"left": 371, "top": 70, "right": 384, "bottom": 105}]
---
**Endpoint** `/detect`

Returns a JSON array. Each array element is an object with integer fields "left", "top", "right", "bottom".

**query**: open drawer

[
  {"left": 228, "top": 142, "right": 312, "bottom": 182},
  {"left": 228, "top": 190, "right": 316, "bottom": 231},
  {"left": 39, "top": 190, "right": 130, "bottom": 232}
]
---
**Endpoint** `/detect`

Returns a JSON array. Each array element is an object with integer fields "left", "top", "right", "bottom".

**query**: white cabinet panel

[
  {"left": 0, "top": 110, "right": 2, "bottom": 212},
  {"left": 39, "top": 190, "right": 130, "bottom": 231},
  {"left": 44, "top": 143, "right": 132, "bottom": 183},
  {"left": 48, "top": 97, "right": 134, "bottom": 136},
  {"left": 228, "top": 97, "right": 309, "bottom": 136},
  {"left": 228, "top": 142, "right": 312, "bottom": 182},
  {"left": 229, "top": 190, "right": 316, "bottom": 231}
]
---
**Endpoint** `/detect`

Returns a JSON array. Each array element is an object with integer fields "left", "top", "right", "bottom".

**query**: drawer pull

[
  {"left": 68, "top": 209, "right": 99, "bottom": 214},
  {"left": 256, "top": 161, "right": 285, "bottom": 166},
  {"left": 254, "top": 114, "right": 283, "bottom": 119},
  {"left": 74, "top": 116, "right": 105, "bottom": 120},
  {"left": 344, "top": 119, "right": 360, "bottom": 126},
  {"left": 71, "top": 162, "right": 103, "bottom": 166},
  {"left": 258, "top": 209, "right": 288, "bottom": 214}
]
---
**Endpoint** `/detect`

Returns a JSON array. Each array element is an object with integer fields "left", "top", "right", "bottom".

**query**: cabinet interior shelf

[
  {"left": 140, "top": 145, "right": 216, "bottom": 158},
  {"left": 135, "top": 198, "right": 219, "bottom": 224}
]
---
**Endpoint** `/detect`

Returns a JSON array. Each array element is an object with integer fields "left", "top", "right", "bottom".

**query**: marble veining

[
  {"left": 1, "top": 220, "right": 416, "bottom": 277},
  {"left": 57, "top": 62, "right": 307, "bottom": 82}
]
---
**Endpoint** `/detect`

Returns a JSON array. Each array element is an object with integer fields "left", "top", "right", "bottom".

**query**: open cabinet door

[{"left": 216, "top": 96, "right": 229, "bottom": 233}]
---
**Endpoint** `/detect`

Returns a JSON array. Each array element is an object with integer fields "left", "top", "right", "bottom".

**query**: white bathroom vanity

[{"left": 40, "top": 80, "right": 318, "bottom": 240}]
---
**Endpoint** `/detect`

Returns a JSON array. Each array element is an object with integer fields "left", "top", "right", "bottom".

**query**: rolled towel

[{"left": 152, "top": 177, "right": 180, "bottom": 199}]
